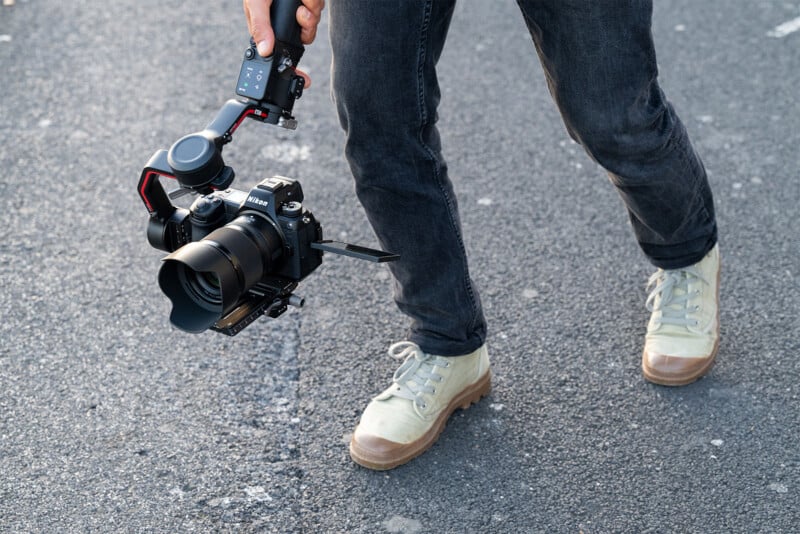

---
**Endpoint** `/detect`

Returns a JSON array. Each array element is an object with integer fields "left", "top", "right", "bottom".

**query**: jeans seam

[{"left": 415, "top": 0, "right": 482, "bottom": 339}]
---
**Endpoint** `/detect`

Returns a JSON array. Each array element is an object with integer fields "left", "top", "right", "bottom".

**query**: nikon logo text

[{"left": 247, "top": 196, "right": 269, "bottom": 207}]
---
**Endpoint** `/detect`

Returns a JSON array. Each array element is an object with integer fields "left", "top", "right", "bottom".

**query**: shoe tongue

[
  {"left": 658, "top": 271, "right": 697, "bottom": 325},
  {"left": 403, "top": 362, "right": 432, "bottom": 391},
  {"left": 665, "top": 274, "right": 688, "bottom": 305},
  {"left": 384, "top": 357, "right": 435, "bottom": 402}
]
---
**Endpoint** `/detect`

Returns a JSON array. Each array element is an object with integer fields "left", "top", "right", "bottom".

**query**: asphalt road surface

[{"left": 1, "top": 0, "right": 799, "bottom": 532}]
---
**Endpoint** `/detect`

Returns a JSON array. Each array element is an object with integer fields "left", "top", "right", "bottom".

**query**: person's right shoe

[
  {"left": 349, "top": 341, "right": 491, "bottom": 470},
  {"left": 642, "top": 244, "right": 721, "bottom": 386}
]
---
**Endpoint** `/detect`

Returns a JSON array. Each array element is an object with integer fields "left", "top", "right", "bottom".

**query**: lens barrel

[{"left": 158, "top": 212, "right": 283, "bottom": 333}]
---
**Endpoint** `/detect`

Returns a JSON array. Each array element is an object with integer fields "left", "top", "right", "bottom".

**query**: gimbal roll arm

[{"left": 136, "top": 100, "right": 252, "bottom": 217}]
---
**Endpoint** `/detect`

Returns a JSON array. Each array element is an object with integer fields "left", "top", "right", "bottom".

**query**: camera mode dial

[
  {"left": 186, "top": 195, "right": 227, "bottom": 242},
  {"left": 190, "top": 195, "right": 226, "bottom": 224},
  {"left": 281, "top": 201, "right": 303, "bottom": 218}
]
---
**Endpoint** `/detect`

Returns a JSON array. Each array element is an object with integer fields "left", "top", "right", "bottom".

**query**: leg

[
  {"left": 516, "top": 0, "right": 717, "bottom": 269},
  {"left": 516, "top": 0, "right": 720, "bottom": 384},
  {"left": 330, "top": 0, "right": 492, "bottom": 470},
  {"left": 330, "top": 0, "right": 486, "bottom": 356}
]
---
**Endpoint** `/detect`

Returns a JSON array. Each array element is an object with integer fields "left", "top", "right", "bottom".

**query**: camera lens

[
  {"left": 158, "top": 212, "right": 284, "bottom": 333},
  {"left": 198, "top": 271, "right": 221, "bottom": 290},
  {"left": 180, "top": 268, "right": 222, "bottom": 305}
]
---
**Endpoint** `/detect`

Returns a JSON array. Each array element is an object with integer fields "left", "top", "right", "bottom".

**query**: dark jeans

[{"left": 329, "top": 0, "right": 718, "bottom": 356}]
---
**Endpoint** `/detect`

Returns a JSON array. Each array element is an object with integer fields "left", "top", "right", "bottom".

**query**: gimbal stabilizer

[{"left": 137, "top": 0, "right": 398, "bottom": 335}]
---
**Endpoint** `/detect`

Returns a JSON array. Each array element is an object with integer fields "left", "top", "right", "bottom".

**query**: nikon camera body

[{"left": 154, "top": 176, "right": 322, "bottom": 336}]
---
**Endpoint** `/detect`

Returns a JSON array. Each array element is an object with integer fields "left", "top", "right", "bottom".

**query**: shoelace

[
  {"left": 646, "top": 266, "right": 708, "bottom": 328},
  {"left": 387, "top": 341, "right": 449, "bottom": 418}
]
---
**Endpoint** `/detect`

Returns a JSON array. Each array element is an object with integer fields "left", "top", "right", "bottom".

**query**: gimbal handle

[{"left": 271, "top": 0, "right": 303, "bottom": 48}]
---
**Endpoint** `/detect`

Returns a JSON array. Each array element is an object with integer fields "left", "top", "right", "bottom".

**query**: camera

[
  {"left": 154, "top": 176, "right": 323, "bottom": 335},
  {"left": 137, "top": 0, "right": 397, "bottom": 335}
]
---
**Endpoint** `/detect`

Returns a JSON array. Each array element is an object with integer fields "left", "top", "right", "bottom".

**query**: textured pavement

[{"left": 1, "top": 0, "right": 799, "bottom": 532}]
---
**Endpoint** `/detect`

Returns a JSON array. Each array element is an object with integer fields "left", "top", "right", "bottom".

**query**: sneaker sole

[
  {"left": 641, "top": 339, "right": 718, "bottom": 386},
  {"left": 349, "top": 370, "right": 492, "bottom": 471}
]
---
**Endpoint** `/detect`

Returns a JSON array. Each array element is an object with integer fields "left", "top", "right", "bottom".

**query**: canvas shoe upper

[
  {"left": 350, "top": 341, "right": 491, "bottom": 470},
  {"left": 642, "top": 244, "right": 720, "bottom": 385}
]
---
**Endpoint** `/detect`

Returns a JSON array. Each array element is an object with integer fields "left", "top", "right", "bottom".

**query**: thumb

[{"left": 245, "top": 0, "right": 275, "bottom": 57}]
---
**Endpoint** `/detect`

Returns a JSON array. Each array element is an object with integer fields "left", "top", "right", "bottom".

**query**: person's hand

[{"left": 243, "top": 0, "right": 324, "bottom": 87}]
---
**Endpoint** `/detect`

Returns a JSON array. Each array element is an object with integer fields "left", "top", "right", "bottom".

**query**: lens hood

[
  {"left": 158, "top": 212, "right": 284, "bottom": 333},
  {"left": 159, "top": 241, "right": 242, "bottom": 333}
]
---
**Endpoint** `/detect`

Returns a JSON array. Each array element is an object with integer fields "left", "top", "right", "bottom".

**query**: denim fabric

[{"left": 329, "top": 0, "right": 718, "bottom": 356}]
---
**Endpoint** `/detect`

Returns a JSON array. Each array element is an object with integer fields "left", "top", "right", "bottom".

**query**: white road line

[{"left": 767, "top": 16, "right": 800, "bottom": 38}]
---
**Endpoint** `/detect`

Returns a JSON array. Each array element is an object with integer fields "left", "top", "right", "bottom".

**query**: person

[{"left": 243, "top": 0, "right": 721, "bottom": 471}]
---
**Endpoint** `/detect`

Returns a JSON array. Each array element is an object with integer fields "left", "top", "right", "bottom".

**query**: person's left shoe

[{"left": 642, "top": 244, "right": 721, "bottom": 386}]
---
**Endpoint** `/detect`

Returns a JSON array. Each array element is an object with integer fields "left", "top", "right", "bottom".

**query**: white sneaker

[
  {"left": 349, "top": 341, "right": 491, "bottom": 470},
  {"left": 642, "top": 244, "right": 721, "bottom": 385}
]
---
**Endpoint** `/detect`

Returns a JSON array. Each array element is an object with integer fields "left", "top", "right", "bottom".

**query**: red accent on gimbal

[
  {"left": 230, "top": 107, "right": 267, "bottom": 135},
  {"left": 139, "top": 170, "right": 176, "bottom": 214}
]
